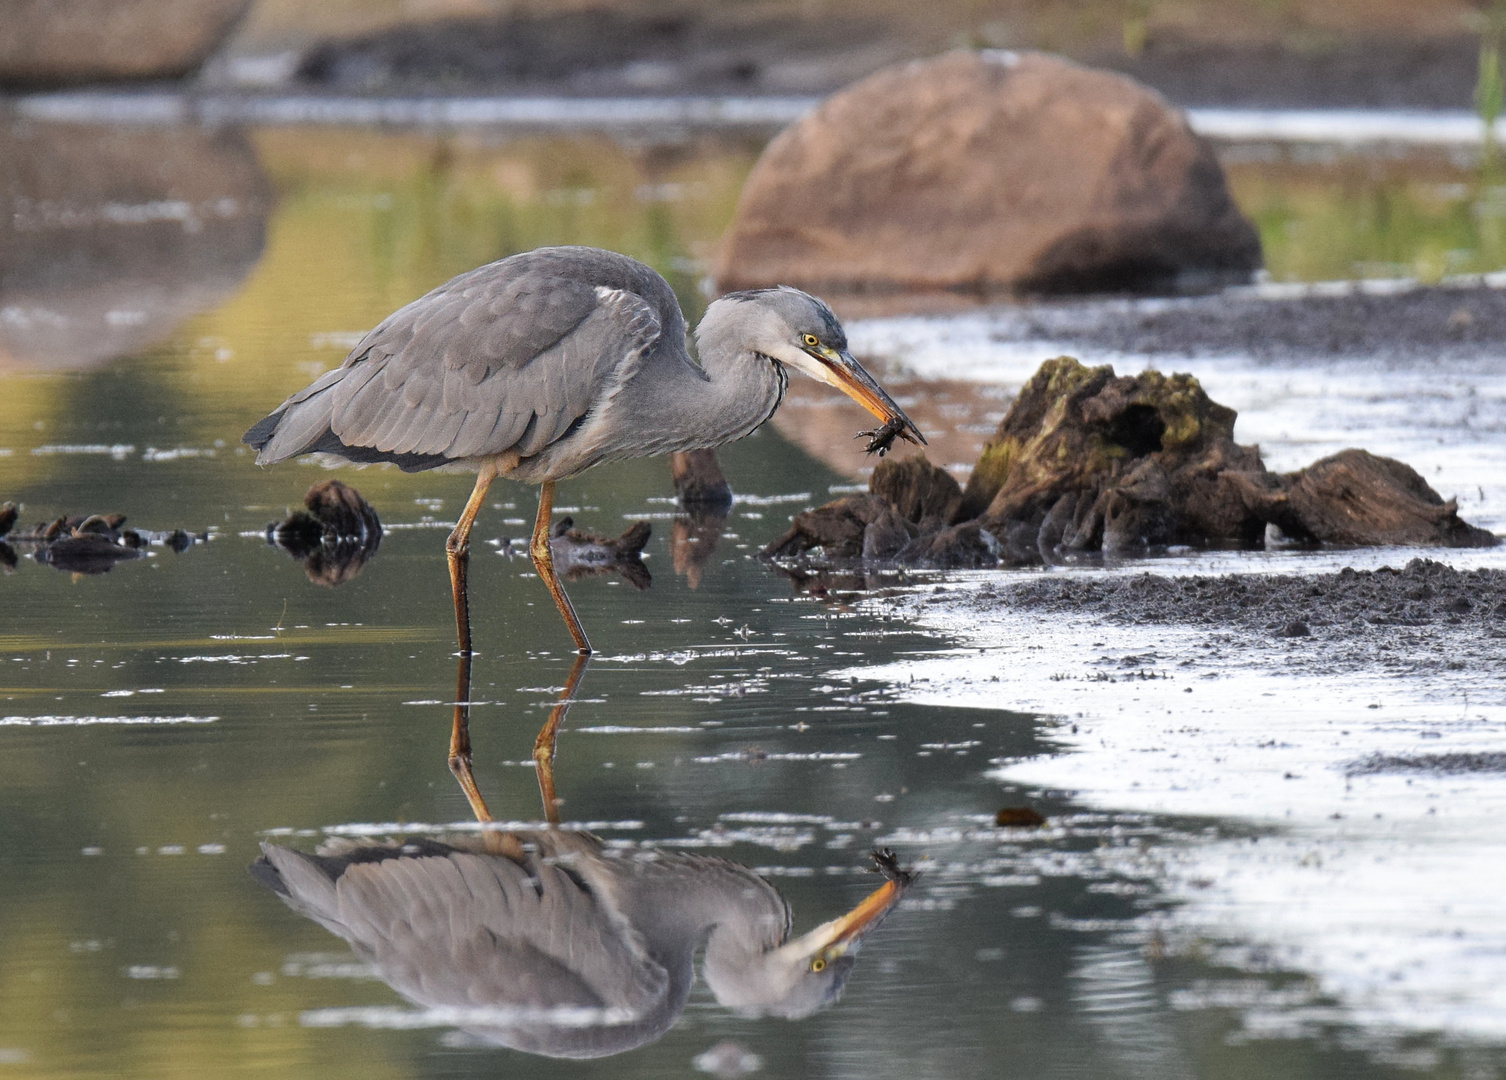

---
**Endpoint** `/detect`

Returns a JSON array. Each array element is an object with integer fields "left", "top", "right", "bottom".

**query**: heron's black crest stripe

[{"left": 555, "top": 863, "right": 596, "bottom": 898}]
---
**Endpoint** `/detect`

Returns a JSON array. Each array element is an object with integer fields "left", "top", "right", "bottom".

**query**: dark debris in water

[
  {"left": 266, "top": 480, "right": 382, "bottom": 587},
  {"left": 0, "top": 503, "right": 205, "bottom": 575},
  {"left": 995, "top": 806, "right": 1048, "bottom": 828},
  {"left": 765, "top": 356, "right": 1497, "bottom": 571}
]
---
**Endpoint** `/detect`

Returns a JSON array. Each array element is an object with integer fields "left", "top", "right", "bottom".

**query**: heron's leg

[
  {"left": 529, "top": 480, "right": 593, "bottom": 655},
  {"left": 446, "top": 645, "right": 493, "bottom": 823},
  {"left": 532, "top": 652, "right": 590, "bottom": 825},
  {"left": 445, "top": 650, "right": 528, "bottom": 859},
  {"left": 445, "top": 462, "right": 498, "bottom": 658}
]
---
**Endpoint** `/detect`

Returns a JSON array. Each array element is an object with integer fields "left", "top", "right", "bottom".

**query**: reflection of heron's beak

[
  {"left": 803, "top": 345, "right": 927, "bottom": 447},
  {"left": 782, "top": 873, "right": 909, "bottom": 963}
]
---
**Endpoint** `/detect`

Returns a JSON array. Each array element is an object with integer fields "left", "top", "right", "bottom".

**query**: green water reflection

[
  {"left": 1, "top": 123, "right": 1502, "bottom": 1079},
  {"left": 1226, "top": 144, "right": 1506, "bottom": 283}
]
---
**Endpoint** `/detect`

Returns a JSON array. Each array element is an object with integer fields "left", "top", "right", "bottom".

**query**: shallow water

[{"left": 2, "top": 118, "right": 1505, "bottom": 1079}]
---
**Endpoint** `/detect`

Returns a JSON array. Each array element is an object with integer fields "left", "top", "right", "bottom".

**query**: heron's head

[
  {"left": 698, "top": 287, "right": 925, "bottom": 448},
  {"left": 700, "top": 869, "right": 909, "bottom": 1019}
]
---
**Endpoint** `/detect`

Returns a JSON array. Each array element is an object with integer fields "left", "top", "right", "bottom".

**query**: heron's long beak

[
  {"left": 802, "top": 345, "right": 926, "bottom": 447},
  {"left": 781, "top": 873, "right": 909, "bottom": 963}
]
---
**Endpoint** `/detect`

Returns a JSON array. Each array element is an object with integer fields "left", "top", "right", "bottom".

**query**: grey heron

[
  {"left": 243, "top": 246, "right": 923, "bottom": 657},
  {"left": 253, "top": 832, "right": 915, "bottom": 1059}
]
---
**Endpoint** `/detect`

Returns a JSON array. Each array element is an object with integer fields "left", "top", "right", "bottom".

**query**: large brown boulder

[
  {"left": 715, "top": 50, "right": 1261, "bottom": 295},
  {"left": 0, "top": 0, "right": 251, "bottom": 88}
]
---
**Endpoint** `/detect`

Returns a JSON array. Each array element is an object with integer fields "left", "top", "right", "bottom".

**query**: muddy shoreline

[
  {"left": 951, "top": 557, "right": 1506, "bottom": 686},
  {"left": 265, "top": 9, "right": 1482, "bottom": 110},
  {"left": 984, "top": 282, "right": 1506, "bottom": 363}
]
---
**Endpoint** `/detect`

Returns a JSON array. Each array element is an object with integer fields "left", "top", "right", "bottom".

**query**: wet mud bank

[
  {"left": 978, "top": 280, "right": 1506, "bottom": 363},
  {"left": 974, "top": 557, "right": 1506, "bottom": 681},
  {"left": 859, "top": 549, "right": 1506, "bottom": 1044}
]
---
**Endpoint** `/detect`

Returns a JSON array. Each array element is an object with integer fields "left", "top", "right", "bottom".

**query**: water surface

[{"left": 1, "top": 118, "right": 1504, "bottom": 1079}]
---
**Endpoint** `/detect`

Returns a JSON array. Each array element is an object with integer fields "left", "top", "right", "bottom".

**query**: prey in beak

[
  {"left": 779, "top": 848, "right": 918, "bottom": 972},
  {"left": 798, "top": 338, "right": 927, "bottom": 457}
]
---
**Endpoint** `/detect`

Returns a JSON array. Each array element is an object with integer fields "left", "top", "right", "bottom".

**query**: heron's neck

[
  {"left": 604, "top": 851, "right": 791, "bottom": 1014},
  {"left": 688, "top": 340, "right": 788, "bottom": 447},
  {"left": 613, "top": 853, "right": 787, "bottom": 963}
]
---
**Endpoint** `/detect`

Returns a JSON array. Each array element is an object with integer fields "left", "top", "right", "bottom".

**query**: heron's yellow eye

[
  {"left": 810, "top": 957, "right": 826, "bottom": 972},
  {"left": 802, "top": 333, "right": 820, "bottom": 348}
]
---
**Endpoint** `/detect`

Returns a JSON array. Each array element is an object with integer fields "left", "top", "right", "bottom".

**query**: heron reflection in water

[
  {"left": 255, "top": 835, "right": 914, "bottom": 1058},
  {"left": 253, "top": 660, "right": 917, "bottom": 1059},
  {"left": 244, "top": 246, "right": 923, "bottom": 656}
]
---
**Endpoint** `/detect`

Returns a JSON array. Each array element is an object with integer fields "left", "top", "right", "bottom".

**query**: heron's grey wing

[
  {"left": 260, "top": 845, "right": 668, "bottom": 1017},
  {"left": 325, "top": 279, "right": 659, "bottom": 462}
]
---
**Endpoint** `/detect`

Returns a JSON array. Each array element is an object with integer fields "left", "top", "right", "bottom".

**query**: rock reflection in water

[
  {"left": 254, "top": 833, "right": 913, "bottom": 1059},
  {"left": 0, "top": 118, "right": 269, "bottom": 370},
  {"left": 266, "top": 480, "right": 382, "bottom": 587},
  {"left": 670, "top": 449, "right": 732, "bottom": 589},
  {"left": 672, "top": 506, "right": 728, "bottom": 589}
]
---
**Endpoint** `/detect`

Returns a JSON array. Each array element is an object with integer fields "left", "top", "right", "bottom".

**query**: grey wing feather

[
  {"left": 260, "top": 845, "right": 667, "bottom": 1018},
  {"left": 255, "top": 262, "right": 662, "bottom": 465},
  {"left": 331, "top": 295, "right": 660, "bottom": 460}
]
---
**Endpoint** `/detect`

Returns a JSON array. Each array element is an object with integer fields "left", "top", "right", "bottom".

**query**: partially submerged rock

[
  {"left": 1, "top": 506, "right": 203, "bottom": 574},
  {"left": 1278, "top": 450, "right": 1495, "bottom": 548},
  {"left": 715, "top": 50, "right": 1260, "bottom": 295},
  {"left": 764, "top": 356, "right": 1497, "bottom": 568},
  {"left": 267, "top": 479, "right": 382, "bottom": 587},
  {"left": 764, "top": 456, "right": 998, "bottom": 568}
]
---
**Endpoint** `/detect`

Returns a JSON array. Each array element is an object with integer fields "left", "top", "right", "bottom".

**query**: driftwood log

[{"left": 764, "top": 356, "right": 1497, "bottom": 567}]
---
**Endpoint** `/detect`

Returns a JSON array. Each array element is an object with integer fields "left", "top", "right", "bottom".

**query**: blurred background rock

[{"left": 0, "top": 0, "right": 254, "bottom": 88}]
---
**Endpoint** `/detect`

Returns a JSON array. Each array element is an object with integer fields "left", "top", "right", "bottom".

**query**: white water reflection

[
  {"left": 15, "top": 93, "right": 1506, "bottom": 148},
  {"left": 849, "top": 545, "right": 1506, "bottom": 1042}
]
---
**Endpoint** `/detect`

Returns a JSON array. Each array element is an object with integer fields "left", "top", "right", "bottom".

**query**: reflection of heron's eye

[
  {"left": 810, "top": 957, "right": 826, "bottom": 972},
  {"left": 802, "top": 333, "right": 820, "bottom": 348}
]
